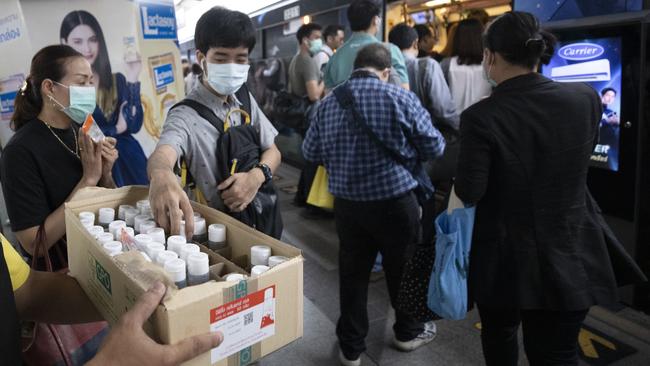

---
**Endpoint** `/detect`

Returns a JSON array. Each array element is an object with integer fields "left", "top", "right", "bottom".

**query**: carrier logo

[{"left": 558, "top": 43, "right": 604, "bottom": 61}]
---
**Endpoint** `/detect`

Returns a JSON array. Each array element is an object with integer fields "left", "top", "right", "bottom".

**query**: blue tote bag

[{"left": 427, "top": 188, "right": 476, "bottom": 320}]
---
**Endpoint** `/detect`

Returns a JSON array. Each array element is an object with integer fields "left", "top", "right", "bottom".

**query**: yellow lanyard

[{"left": 223, "top": 108, "right": 251, "bottom": 132}]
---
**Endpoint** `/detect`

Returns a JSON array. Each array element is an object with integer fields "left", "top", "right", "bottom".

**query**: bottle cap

[
  {"left": 250, "top": 245, "right": 272, "bottom": 266},
  {"left": 155, "top": 250, "right": 178, "bottom": 267},
  {"left": 109, "top": 220, "right": 127, "bottom": 238},
  {"left": 251, "top": 265, "right": 270, "bottom": 277},
  {"left": 98, "top": 208, "right": 115, "bottom": 224},
  {"left": 79, "top": 211, "right": 95, "bottom": 223},
  {"left": 137, "top": 200, "right": 151, "bottom": 215},
  {"left": 145, "top": 242, "right": 165, "bottom": 260},
  {"left": 180, "top": 243, "right": 200, "bottom": 262},
  {"left": 187, "top": 252, "right": 209, "bottom": 276},
  {"left": 193, "top": 212, "right": 202, "bottom": 219},
  {"left": 208, "top": 224, "right": 226, "bottom": 243},
  {"left": 124, "top": 208, "right": 140, "bottom": 226},
  {"left": 193, "top": 217, "right": 207, "bottom": 235},
  {"left": 139, "top": 221, "right": 157, "bottom": 235},
  {"left": 88, "top": 226, "right": 105, "bottom": 238},
  {"left": 118, "top": 204, "right": 136, "bottom": 221},
  {"left": 268, "top": 256, "right": 289, "bottom": 268},
  {"left": 80, "top": 217, "right": 94, "bottom": 228},
  {"left": 164, "top": 258, "right": 187, "bottom": 282},
  {"left": 96, "top": 232, "right": 115, "bottom": 244},
  {"left": 102, "top": 241, "right": 122, "bottom": 256},
  {"left": 134, "top": 214, "right": 153, "bottom": 232},
  {"left": 167, "top": 235, "right": 187, "bottom": 255},
  {"left": 134, "top": 234, "right": 153, "bottom": 251},
  {"left": 146, "top": 227, "right": 166, "bottom": 245},
  {"left": 224, "top": 273, "right": 246, "bottom": 282}
]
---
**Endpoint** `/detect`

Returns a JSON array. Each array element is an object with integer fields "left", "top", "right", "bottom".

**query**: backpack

[{"left": 170, "top": 84, "right": 283, "bottom": 239}]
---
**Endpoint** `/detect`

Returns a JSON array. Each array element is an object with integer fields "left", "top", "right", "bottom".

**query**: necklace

[{"left": 42, "top": 120, "right": 79, "bottom": 159}]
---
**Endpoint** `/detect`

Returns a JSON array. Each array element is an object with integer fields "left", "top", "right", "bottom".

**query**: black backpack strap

[
  {"left": 170, "top": 99, "right": 225, "bottom": 134},
  {"left": 332, "top": 82, "right": 408, "bottom": 167}
]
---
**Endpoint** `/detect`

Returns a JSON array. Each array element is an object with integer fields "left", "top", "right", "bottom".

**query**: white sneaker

[
  {"left": 339, "top": 349, "right": 361, "bottom": 366},
  {"left": 392, "top": 321, "right": 437, "bottom": 352}
]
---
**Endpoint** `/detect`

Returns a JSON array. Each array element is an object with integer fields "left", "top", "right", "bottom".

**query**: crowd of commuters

[{"left": 0, "top": 1, "right": 637, "bottom": 365}]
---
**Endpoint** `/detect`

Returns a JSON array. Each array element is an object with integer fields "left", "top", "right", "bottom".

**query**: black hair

[
  {"left": 388, "top": 23, "right": 418, "bottom": 51},
  {"left": 414, "top": 24, "right": 433, "bottom": 41},
  {"left": 601, "top": 87, "right": 617, "bottom": 96},
  {"left": 296, "top": 23, "right": 322, "bottom": 44},
  {"left": 195, "top": 7, "right": 256, "bottom": 55},
  {"left": 12, "top": 45, "right": 83, "bottom": 130},
  {"left": 453, "top": 18, "right": 484, "bottom": 66},
  {"left": 348, "top": 0, "right": 380, "bottom": 32},
  {"left": 468, "top": 9, "right": 490, "bottom": 26},
  {"left": 323, "top": 25, "right": 344, "bottom": 41},
  {"left": 354, "top": 43, "right": 391, "bottom": 70},
  {"left": 191, "top": 63, "right": 203, "bottom": 75},
  {"left": 483, "top": 11, "right": 557, "bottom": 69},
  {"left": 60, "top": 10, "right": 112, "bottom": 92}
]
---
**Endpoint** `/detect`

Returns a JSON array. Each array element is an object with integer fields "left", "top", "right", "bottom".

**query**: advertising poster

[
  {"left": 3, "top": 0, "right": 184, "bottom": 186},
  {"left": 542, "top": 37, "right": 623, "bottom": 172},
  {"left": 0, "top": 0, "right": 31, "bottom": 147}
]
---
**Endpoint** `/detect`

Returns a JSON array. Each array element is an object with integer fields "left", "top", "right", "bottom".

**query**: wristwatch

[{"left": 255, "top": 163, "right": 272, "bottom": 184}]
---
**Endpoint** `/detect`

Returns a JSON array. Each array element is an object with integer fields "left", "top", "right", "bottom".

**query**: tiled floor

[{"left": 263, "top": 164, "right": 649, "bottom": 366}]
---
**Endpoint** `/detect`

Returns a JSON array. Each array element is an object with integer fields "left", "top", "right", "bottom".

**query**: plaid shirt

[{"left": 303, "top": 72, "right": 446, "bottom": 201}]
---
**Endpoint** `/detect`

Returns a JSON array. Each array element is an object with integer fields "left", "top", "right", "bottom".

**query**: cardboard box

[{"left": 65, "top": 186, "right": 303, "bottom": 366}]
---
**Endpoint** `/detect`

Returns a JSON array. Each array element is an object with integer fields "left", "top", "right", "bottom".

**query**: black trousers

[
  {"left": 334, "top": 193, "right": 424, "bottom": 359},
  {"left": 478, "top": 304, "right": 589, "bottom": 366},
  {"left": 294, "top": 162, "right": 319, "bottom": 206}
]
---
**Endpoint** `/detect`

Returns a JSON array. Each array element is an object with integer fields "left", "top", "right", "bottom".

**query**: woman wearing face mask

[
  {"left": 455, "top": 12, "right": 622, "bottom": 365},
  {"left": 60, "top": 10, "right": 148, "bottom": 187},
  {"left": 1, "top": 45, "right": 117, "bottom": 271}
]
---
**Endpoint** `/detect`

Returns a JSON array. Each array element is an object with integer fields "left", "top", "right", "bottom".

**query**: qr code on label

[{"left": 244, "top": 312, "right": 253, "bottom": 326}]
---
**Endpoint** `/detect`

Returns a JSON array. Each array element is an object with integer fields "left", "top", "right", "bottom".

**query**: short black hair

[
  {"left": 348, "top": 0, "right": 380, "bottom": 32},
  {"left": 414, "top": 24, "right": 433, "bottom": 41},
  {"left": 191, "top": 63, "right": 202, "bottom": 75},
  {"left": 354, "top": 43, "right": 391, "bottom": 70},
  {"left": 388, "top": 23, "right": 418, "bottom": 51},
  {"left": 601, "top": 87, "right": 617, "bottom": 96},
  {"left": 484, "top": 11, "right": 557, "bottom": 69},
  {"left": 323, "top": 24, "right": 344, "bottom": 41},
  {"left": 195, "top": 7, "right": 256, "bottom": 55},
  {"left": 296, "top": 23, "right": 322, "bottom": 44}
]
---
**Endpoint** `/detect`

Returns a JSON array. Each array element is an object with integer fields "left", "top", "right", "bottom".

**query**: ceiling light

[{"left": 425, "top": 0, "right": 452, "bottom": 7}]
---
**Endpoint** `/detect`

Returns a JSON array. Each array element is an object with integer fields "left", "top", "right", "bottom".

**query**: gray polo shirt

[{"left": 159, "top": 81, "right": 278, "bottom": 209}]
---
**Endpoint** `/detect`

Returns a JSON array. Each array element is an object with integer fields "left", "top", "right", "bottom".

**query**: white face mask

[
  {"left": 203, "top": 62, "right": 250, "bottom": 96},
  {"left": 482, "top": 52, "right": 498, "bottom": 88}
]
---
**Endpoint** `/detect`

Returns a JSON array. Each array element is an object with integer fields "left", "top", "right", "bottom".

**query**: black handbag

[{"left": 274, "top": 91, "right": 310, "bottom": 130}]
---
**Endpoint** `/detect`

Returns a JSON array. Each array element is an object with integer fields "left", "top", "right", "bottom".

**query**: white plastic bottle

[
  {"left": 133, "top": 214, "right": 153, "bottom": 234},
  {"left": 108, "top": 220, "right": 127, "bottom": 240},
  {"left": 250, "top": 245, "right": 272, "bottom": 266},
  {"left": 98, "top": 208, "right": 115, "bottom": 229},
  {"left": 224, "top": 273, "right": 246, "bottom": 282},
  {"left": 146, "top": 227, "right": 166, "bottom": 245},
  {"left": 251, "top": 265, "right": 270, "bottom": 277},
  {"left": 167, "top": 236, "right": 186, "bottom": 256},
  {"left": 208, "top": 224, "right": 227, "bottom": 251},
  {"left": 155, "top": 250, "right": 178, "bottom": 267},
  {"left": 192, "top": 217, "right": 207, "bottom": 243},
  {"left": 139, "top": 221, "right": 157, "bottom": 236},
  {"left": 268, "top": 256, "right": 289, "bottom": 268},
  {"left": 96, "top": 232, "right": 115, "bottom": 245},
  {"left": 124, "top": 208, "right": 140, "bottom": 227},
  {"left": 80, "top": 217, "right": 94, "bottom": 229},
  {"left": 79, "top": 211, "right": 95, "bottom": 224},
  {"left": 145, "top": 242, "right": 165, "bottom": 262},
  {"left": 187, "top": 252, "right": 210, "bottom": 286},
  {"left": 164, "top": 258, "right": 188, "bottom": 289},
  {"left": 134, "top": 234, "right": 153, "bottom": 251},
  {"left": 87, "top": 226, "right": 105, "bottom": 239},
  {"left": 118, "top": 204, "right": 136, "bottom": 221},
  {"left": 103, "top": 241, "right": 123, "bottom": 256},
  {"left": 137, "top": 200, "right": 152, "bottom": 215},
  {"left": 180, "top": 243, "right": 200, "bottom": 262}
]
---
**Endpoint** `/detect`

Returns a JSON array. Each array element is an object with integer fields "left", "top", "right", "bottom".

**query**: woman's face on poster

[{"left": 63, "top": 24, "right": 99, "bottom": 66}]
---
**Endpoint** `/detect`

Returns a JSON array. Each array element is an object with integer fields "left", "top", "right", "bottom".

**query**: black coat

[{"left": 455, "top": 73, "right": 620, "bottom": 311}]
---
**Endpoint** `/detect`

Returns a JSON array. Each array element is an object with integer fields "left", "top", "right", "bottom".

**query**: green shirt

[{"left": 323, "top": 32, "right": 409, "bottom": 89}]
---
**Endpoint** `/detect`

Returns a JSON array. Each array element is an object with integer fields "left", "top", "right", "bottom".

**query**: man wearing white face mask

[
  {"left": 288, "top": 23, "right": 324, "bottom": 103},
  {"left": 148, "top": 7, "right": 281, "bottom": 238}
]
